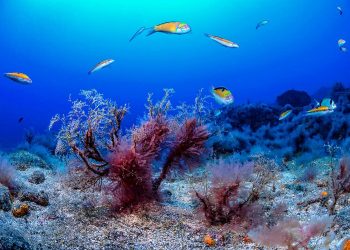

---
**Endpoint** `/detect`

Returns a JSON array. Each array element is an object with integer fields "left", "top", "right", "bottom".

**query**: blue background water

[{"left": 0, "top": 0, "right": 349, "bottom": 149}]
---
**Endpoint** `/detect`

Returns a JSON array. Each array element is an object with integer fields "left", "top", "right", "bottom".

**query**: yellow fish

[
  {"left": 279, "top": 110, "right": 292, "bottom": 121},
  {"left": 130, "top": 21, "right": 191, "bottom": 41},
  {"left": 305, "top": 106, "right": 334, "bottom": 116},
  {"left": 204, "top": 34, "right": 239, "bottom": 48},
  {"left": 4, "top": 72, "right": 32, "bottom": 84},
  {"left": 212, "top": 86, "right": 234, "bottom": 105}
]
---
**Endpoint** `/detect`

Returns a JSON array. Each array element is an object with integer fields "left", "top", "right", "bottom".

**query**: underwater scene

[{"left": 1, "top": 0, "right": 350, "bottom": 249}]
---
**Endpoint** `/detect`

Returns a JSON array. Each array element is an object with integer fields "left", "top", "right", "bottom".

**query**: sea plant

[
  {"left": 195, "top": 157, "right": 273, "bottom": 227},
  {"left": 248, "top": 216, "right": 332, "bottom": 250},
  {"left": 49, "top": 89, "right": 128, "bottom": 175},
  {"left": 50, "top": 89, "right": 210, "bottom": 211},
  {"left": 298, "top": 144, "right": 350, "bottom": 215}
]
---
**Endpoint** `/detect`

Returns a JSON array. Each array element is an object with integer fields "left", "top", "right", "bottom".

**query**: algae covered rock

[
  {"left": 276, "top": 89, "right": 311, "bottom": 107},
  {"left": 28, "top": 171, "right": 45, "bottom": 184},
  {"left": 19, "top": 190, "right": 49, "bottom": 206},
  {"left": 221, "top": 104, "right": 279, "bottom": 131},
  {"left": 9, "top": 151, "right": 51, "bottom": 170},
  {"left": 12, "top": 203, "right": 30, "bottom": 218},
  {"left": 0, "top": 184, "right": 12, "bottom": 211},
  {"left": 0, "top": 225, "right": 32, "bottom": 250}
]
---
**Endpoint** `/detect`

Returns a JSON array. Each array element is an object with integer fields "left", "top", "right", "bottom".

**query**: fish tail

[
  {"left": 146, "top": 28, "right": 156, "bottom": 36},
  {"left": 129, "top": 26, "right": 148, "bottom": 42}
]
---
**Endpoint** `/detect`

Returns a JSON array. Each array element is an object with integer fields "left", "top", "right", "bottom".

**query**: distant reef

[{"left": 211, "top": 83, "right": 350, "bottom": 161}]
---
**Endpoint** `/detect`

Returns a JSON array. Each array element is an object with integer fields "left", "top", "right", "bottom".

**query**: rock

[
  {"left": 19, "top": 190, "right": 49, "bottom": 206},
  {"left": 0, "top": 225, "right": 32, "bottom": 250},
  {"left": 9, "top": 151, "right": 51, "bottom": 170},
  {"left": 276, "top": 89, "right": 311, "bottom": 107},
  {"left": 221, "top": 104, "right": 279, "bottom": 131},
  {"left": 0, "top": 185, "right": 12, "bottom": 211},
  {"left": 12, "top": 203, "right": 30, "bottom": 218},
  {"left": 285, "top": 183, "right": 307, "bottom": 192},
  {"left": 28, "top": 171, "right": 45, "bottom": 184}
]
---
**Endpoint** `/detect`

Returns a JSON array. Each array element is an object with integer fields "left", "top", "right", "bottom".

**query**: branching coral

[
  {"left": 248, "top": 216, "right": 332, "bottom": 250},
  {"left": 50, "top": 89, "right": 128, "bottom": 175},
  {"left": 175, "top": 89, "right": 212, "bottom": 124},
  {"left": 152, "top": 118, "right": 209, "bottom": 191}
]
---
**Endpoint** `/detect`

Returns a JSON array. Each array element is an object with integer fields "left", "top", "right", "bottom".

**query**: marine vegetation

[
  {"left": 195, "top": 155, "right": 276, "bottom": 228},
  {"left": 50, "top": 89, "right": 209, "bottom": 211},
  {"left": 248, "top": 215, "right": 332, "bottom": 250},
  {"left": 298, "top": 150, "right": 350, "bottom": 215}
]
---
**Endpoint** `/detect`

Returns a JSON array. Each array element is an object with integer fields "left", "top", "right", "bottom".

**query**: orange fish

[
  {"left": 130, "top": 21, "right": 191, "bottom": 41},
  {"left": 4, "top": 72, "right": 32, "bottom": 84},
  {"left": 305, "top": 106, "right": 334, "bottom": 116}
]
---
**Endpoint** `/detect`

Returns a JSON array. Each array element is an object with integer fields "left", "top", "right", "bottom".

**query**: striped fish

[
  {"left": 4, "top": 72, "right": 32, "bottom": 84},
  {"left": 88, "top": 59, "right": 115, "bottom": 74},
  {"left": 204, "top": 34, "right": 239, "bottom": 48},
  {"left": 279, "top": 110, "right": 292, "bottom": 121},
  {"left": 305, "top": 106, "right": 334, "bottom": 116}
]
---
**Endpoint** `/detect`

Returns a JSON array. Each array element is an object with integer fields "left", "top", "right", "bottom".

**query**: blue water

[{"left": 0, "top": 0, "right": 349, "bottom": 148}]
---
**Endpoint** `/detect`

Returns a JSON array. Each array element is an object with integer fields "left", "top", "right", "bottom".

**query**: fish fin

[
  {"left": 129, "top": 26, "right": 147, "bottom": 42},
  {"left": 146, "top": 28, "right": 156, "bottom": 36},
  {"left": 204, "top": 33, "right": 210, "bottom": 37}
]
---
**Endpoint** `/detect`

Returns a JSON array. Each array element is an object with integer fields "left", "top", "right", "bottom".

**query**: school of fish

[{"left": 2, "top": 5, "right": 347, "bottom": 124}]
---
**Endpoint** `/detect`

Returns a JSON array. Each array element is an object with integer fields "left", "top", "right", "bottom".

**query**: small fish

[
  {"left": 130, "top": 21, "right": 191, "bottom": 41},
  {"left": 337, "top": 6, "right": 343, "bottom": 15},
  {"left": 256, "top": 20, "right": 269, "bottom": 29},
  {"left": 204, "top": 34, "right": 239, "bottom": 48},
  {"left": 304, "top": 106, "right": 334, "bottom": 116},
  {"left": 279, "top": 110, "right": 292, "bottom": 121},
  {"left": 212, "top": 86, "right": 234, "bottom": 105},
  {"left": 320, "top": 98, "right": 336, "bottom": 110},
  {"left": 88, "top": 59, "right": 114, "bottom": 74},
  {"left": 214, "top": 110, "right": 222, "bottom": 116},
  {"left": 18, "top": 117, "right": 24, "bottom": 123},
  {"left": 4, "top": 72, "right": 32, "bottom": 84},
  {"left": 338, "top": 39, "right": 347, "bottom": 52}
]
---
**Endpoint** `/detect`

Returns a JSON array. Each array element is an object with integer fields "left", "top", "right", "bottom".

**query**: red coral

[
  {"left": 108, "top": 117, "right": 169, "bottom": 212},
  {"left": 152, "top": 118, "right": 209, "bottom": 191}
]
